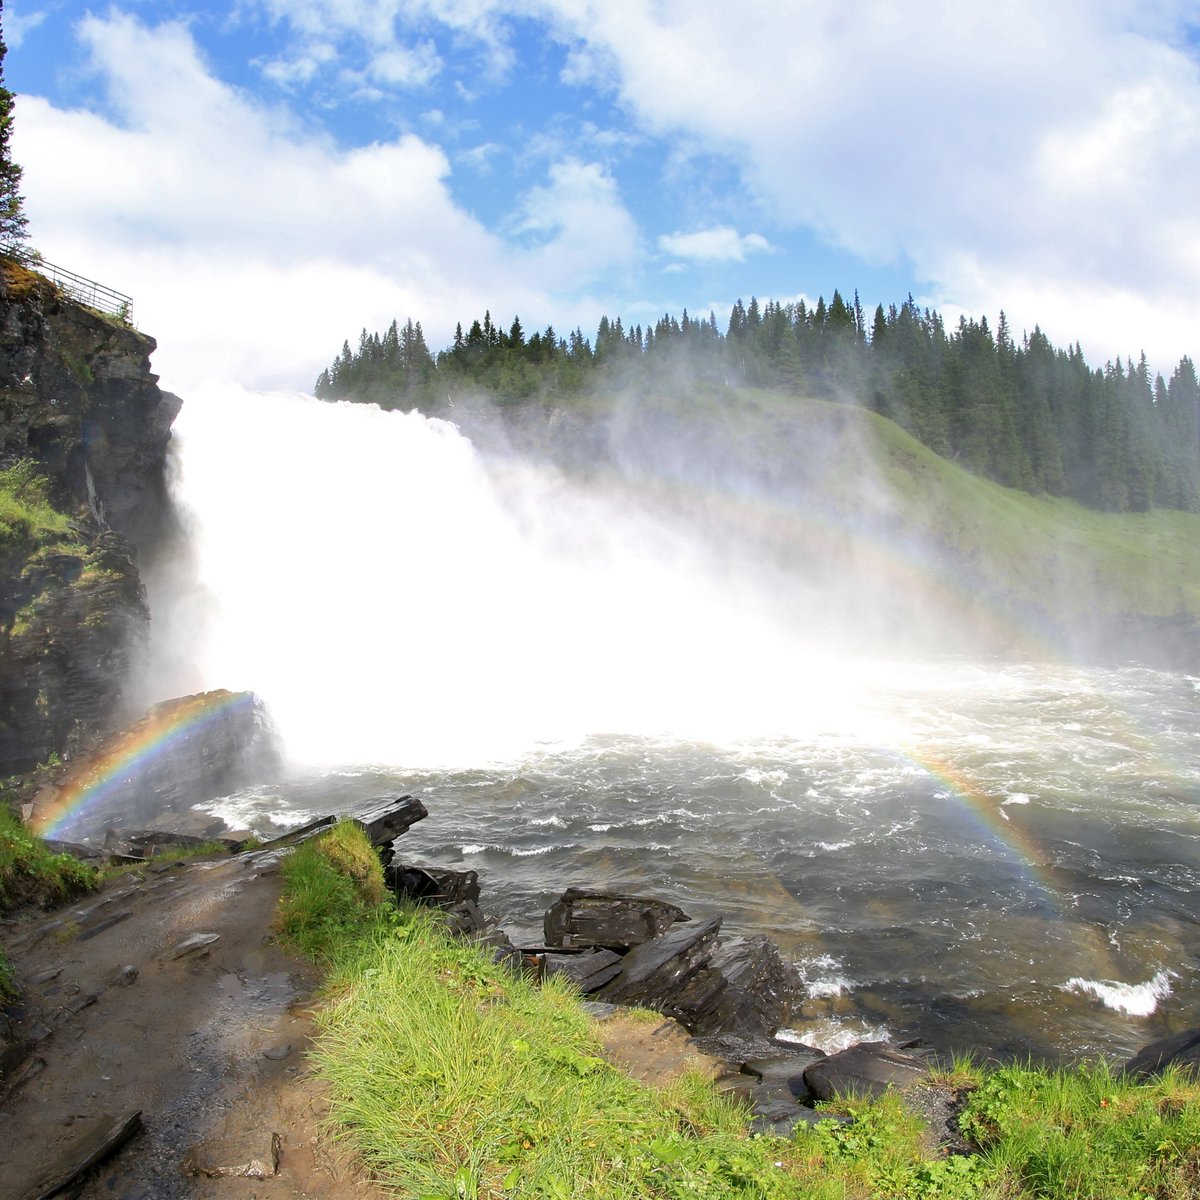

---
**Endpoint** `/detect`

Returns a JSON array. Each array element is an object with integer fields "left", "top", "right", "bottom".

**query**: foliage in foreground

[
  {"left": 281, "top": 822, "right": 1200, "bottom": 1199},
  {"left": 0, "top": 803, "right": 96, "bottom": 914}
]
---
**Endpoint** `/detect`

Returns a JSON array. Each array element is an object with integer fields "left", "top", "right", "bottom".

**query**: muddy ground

[
  {"left": 0, "top": 849, "right": 722, "bottom": 1200},
  {"left": 0, "top": 848, "right": 387, "bottom": 1200}
]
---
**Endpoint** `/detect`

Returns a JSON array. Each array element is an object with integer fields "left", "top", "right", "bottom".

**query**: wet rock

[
  {"left": 1125, "top": 1027, "right": 1200, "bottom": 1079},
  {"left": 690, "top": 1030, "right": 825, "bottom": 1070},
  {"left": 597, "top": 915, "right": 722, "bottom": 1010},
  {"left": 743, "top": 1051, "right": 829, "bottom": 1097},
  {"left": 441, "top": 899, "right": 489, "bottom": 937},
  {"left": 262, "top": 1044, "right": 292, "bottom": 1061},
  {"left": 543, "top": 948, "right": 624, "bottom": 993},
  {"left": 107, "top": 965, "right": 138, "bottom": 987},
  {"left": 648, "top": 933, "right": 803, "bottom": 1036},
  {"left": 544, "top": 888, "right": 690, "bottom": 951},
  {"left": 350, "top": 793, "right": 429, "bottom": 847},
  {"left": 258, "top": 815, "right": 336, "bottom": 849},
  {"left": 804, "top": 1041, "right": 931, "bottom": 1101},
  {"left": 386, "top": 862, "right": 480, "bottom": 908},
  {"left": 41, "top": 839, "right": 108, "bottom": 865},
  {"left": 16, "top": 1109, "right": 142, "bottom": 1200},
  {"left": 181, "top": 1129, "right": 282, "bottom": 1179},
  {"left": 106, "top": 829, "right": 226, "bottom": 859},
  {"left": 76, "top": 909, "right": 134, "bottom": 940},
  {"left": 168, "top": 932, "right": 221, "bottom": 960}
]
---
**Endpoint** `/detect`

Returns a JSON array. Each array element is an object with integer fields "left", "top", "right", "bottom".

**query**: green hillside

[{"left": 719, "top": 389, "right": 1200, "bottom": 657}]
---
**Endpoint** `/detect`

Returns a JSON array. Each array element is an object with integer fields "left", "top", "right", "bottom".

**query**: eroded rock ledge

[{"left": 0, "top": 257, "right": 182, "bottom": 777}]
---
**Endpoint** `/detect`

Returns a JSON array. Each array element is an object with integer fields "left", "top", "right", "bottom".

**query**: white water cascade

[{"left": 158, "top": 386, "right": 887, "bottom": 766}]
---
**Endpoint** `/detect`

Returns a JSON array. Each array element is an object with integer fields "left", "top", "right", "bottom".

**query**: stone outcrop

[
  {"left": 26, "top": 690, "right": 280, "bottom": 842},
  {"left": 0, "top": 257, "right": 181, "bottom": 776}
]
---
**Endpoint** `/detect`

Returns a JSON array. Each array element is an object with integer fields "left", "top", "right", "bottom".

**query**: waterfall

[{"left": 155, "top": 385, "right": 869, "bottom": 766}]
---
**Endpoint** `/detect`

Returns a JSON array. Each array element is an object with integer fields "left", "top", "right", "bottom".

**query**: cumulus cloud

[
  {"left": 510, "top": 159, "right": 640, "bottom": 287},
  {"left": 13, "top": 11, "right": 638, "bottom": 392},
  {"left": 267, "top": 0, "right": 1200, "bottom": 364},
  {"left": 530, "top": 0, "right": 1200, "bottom": 363},
  {"left": 658, "top": 227, "right": 771, "bottom": 263}
]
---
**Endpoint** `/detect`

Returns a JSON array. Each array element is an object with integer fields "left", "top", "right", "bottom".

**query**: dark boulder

[
  {"left": 1124, "top": 1028, "right": 1200, "bottom": 1079},
  {"left": 349, "top": 793, "right": 428, "bottom": 847},
  {"left": 597, "top": 915, "right": 722, "bottom": 1010},
  {"left": 544, "top": 888, "right": 690, "bottom": 951},
  {"left": 804, "top": 1041, "right": 931, "bottom": 1101},
  {"left": 385, "top": 861, "right": 478, "bottom": 908},
  {"left": 668, "top": 934, "right": 803, "bottom": 1036}
]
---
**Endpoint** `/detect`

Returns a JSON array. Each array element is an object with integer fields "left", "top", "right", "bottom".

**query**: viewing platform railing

[{"left": 0, "top": 242, "right": 133, "bottom": 325}]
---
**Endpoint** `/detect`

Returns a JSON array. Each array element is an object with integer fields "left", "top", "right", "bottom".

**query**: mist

[{"left": 144, "top": 383, "right": 1010, "bottom": 768}]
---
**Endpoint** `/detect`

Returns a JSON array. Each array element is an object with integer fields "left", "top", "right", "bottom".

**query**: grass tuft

[{"left": 0, "top": 804, "right": 97, "bottom": 914}]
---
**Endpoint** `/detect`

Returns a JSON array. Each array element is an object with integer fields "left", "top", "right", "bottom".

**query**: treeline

[{"left": 313, "top": 292, "right": 1200, "bottom": 513}]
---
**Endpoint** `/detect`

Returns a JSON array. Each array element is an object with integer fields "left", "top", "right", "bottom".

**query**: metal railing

[{"left": 0, "top": 242, "right": 133, "bottom": 324}]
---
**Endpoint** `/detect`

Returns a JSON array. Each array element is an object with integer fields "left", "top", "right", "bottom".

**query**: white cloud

[
  {"left": 510, "top": 159, "right": 640, "bottom": 287},
  {"left": 247, "top": 0, "right": 513, "bottom": 88},
  {"left": 658, "top": 227, "right": 771, "bottom": 263},
  {"left": 13, "top": 12, "right": 638, "bottom": 391},
  {"left": 242, "top": 0, "right": 1200, "bottom": 361},
  {"left": 527, "top": 0, "right": 1200, "bottom": 364},
  {"left": 5, "top": 6, "right": 48, "bottom": 49}
]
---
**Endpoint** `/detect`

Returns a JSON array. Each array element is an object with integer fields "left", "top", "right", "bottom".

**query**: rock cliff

[{"left": 0, "top": 257, "right": 181, "bottom": 775}]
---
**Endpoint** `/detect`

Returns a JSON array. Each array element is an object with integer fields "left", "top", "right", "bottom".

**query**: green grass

[
  {"left": 0, "top": 461, "right": 76, "bottom": 552},
  {"left": 730, "top": 390, "right": 1200, "bottom": 627},
  {"left": 281, "top": 822, "right": 1200, "bottom": 1200},
  {"left": 0, "top": 804, "right": 97, "bottom": 914},
  {"left": 960, "top": 1061, "right": 1200, "bottom": 1199}
]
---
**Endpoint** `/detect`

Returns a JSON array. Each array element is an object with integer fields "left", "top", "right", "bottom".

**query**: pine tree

[{"left": 0, "top": 13, "right": 28, "bottom": 247}]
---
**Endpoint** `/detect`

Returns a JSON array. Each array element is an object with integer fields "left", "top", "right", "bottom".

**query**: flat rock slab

[
  {"left": 544, "top": 948, "right": 624, "bottom": 992},
  {"left": 690, "top": 1030, "right": 826, "bottom": 1069},
  {"left": 168, "top": 932, "right": 221, "bottom": 960},
  {"left": 804, "top": 1042, "right": 930, "bottom": 1101},
  {"left": 544, "top": 888, "right": 690, "bottom": 951},
  {"left": 181, "top": 1129, "right": 282, "bottom": 1178},
  {"left": 18, "top": 1109, "right": 142, "bottom": 1200}
]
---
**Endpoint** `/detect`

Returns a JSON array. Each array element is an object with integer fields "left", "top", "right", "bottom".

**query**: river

[{"left": 153, "top": 386, "right": 1200, "bottom": 1062}]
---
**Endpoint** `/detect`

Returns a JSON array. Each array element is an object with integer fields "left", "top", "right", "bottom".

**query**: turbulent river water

[{"left": 151, "top": 387, "right": 1200, "bottom": 1063}]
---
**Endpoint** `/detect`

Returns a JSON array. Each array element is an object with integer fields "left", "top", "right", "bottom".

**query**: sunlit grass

[{"left": 280, "top": 821, "right": 1200, "bottom": 1200}]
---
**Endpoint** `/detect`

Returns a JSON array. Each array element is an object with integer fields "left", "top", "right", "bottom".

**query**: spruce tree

[{"left": 0, "top": 11, "right": 29, "bottom": 246}]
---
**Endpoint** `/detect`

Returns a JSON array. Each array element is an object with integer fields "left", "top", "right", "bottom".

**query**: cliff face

[{"left": 0, "top": 259, "right": 181, "bottom": 775}]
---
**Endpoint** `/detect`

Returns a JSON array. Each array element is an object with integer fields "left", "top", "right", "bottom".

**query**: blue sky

[{"left": 7, "top": 1, "right": 1200, "bottom": 393}]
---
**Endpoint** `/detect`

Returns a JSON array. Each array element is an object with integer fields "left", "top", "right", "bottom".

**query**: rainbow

[
  {"left": 901, "top": 745, "right": 1059, "bottom": 896},
  {"left": 31, "top": 690, "right": 257, "bottom": 841}
]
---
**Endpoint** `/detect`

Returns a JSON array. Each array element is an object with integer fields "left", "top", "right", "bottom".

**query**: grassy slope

[
  {"left": 730, "top": 390, "right": 1200, "bottom": 627},
  {"left": 283, "top": 823, "right": 1200, "bottom": 1200}
]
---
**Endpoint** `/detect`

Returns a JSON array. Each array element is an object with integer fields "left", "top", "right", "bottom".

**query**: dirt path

[{"left": 0, "top": 849, "right": 386, "bottom": 1200}]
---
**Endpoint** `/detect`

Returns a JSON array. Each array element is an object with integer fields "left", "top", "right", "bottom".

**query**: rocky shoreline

[{"left": 4, "top": 788, "right": 1199, "bottom": 1197}]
